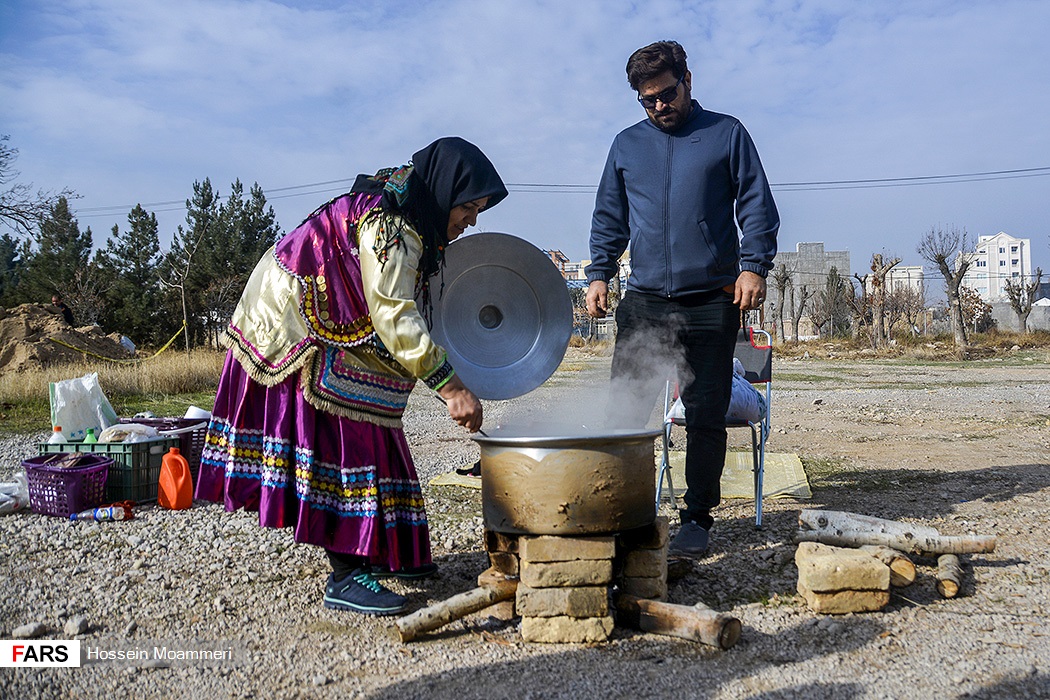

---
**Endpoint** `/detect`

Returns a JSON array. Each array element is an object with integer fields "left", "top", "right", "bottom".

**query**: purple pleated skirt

[{"left": 196, "top": 351, "right": 431, "bottom": 571}]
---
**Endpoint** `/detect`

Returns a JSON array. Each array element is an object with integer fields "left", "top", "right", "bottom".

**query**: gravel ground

[{"left": 1, "top": 347, "right": 1049, "bottom": 699}]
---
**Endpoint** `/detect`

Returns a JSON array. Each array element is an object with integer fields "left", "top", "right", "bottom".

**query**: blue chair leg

[
  {"left": 656, "top": 422, "right": 675, "bottom": 513},
  {"left": 750, "top": 422, "right": 764, "bottom": 528}
]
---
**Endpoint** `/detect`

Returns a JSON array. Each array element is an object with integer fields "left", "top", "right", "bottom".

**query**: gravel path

[{"left": 1, "top": 349, "right": 1048, "bottom": 699}]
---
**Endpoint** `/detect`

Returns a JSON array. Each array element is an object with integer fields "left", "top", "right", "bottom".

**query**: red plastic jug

[{"left": 158, "top": 447, "right": 193, "bottom": 510}]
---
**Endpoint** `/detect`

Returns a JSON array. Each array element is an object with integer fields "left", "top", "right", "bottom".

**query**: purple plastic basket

[{"left": 23, "top": 453, "right": 113, "bottom": 517}]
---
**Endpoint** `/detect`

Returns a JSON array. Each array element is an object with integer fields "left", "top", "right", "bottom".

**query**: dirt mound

[{"left": 0, "top": 304, "right": 133, "bottom": 373}]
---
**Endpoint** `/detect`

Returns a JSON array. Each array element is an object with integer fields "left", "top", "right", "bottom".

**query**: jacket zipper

[{"left": 664, "top": 131, "right": 673, "bottom": 298}]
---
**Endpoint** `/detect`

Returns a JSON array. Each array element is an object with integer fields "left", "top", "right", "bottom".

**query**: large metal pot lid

[{"left": 426, "top": 232, "right": 572, "bottom": 400}]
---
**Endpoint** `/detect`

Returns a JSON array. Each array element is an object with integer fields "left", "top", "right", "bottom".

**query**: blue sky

[{"left": 1, "top": 0, "right": 1048, "bottom": 278}]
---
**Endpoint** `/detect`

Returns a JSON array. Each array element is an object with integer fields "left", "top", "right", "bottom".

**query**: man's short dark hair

[{"left": 626, "top": 40, "right": 688, "bottom": 91}]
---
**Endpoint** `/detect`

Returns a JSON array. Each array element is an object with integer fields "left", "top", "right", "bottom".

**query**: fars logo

[{"left": 1, "top": 640, "right": 82, "bottom": 667}]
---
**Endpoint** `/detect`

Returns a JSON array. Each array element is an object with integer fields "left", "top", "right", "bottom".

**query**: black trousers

[
  {"left": 326, "top": 549, "right": 367, "bottom": 580},
  {"left": 609, "top": 289, "right": 739, "bottom": 530}
]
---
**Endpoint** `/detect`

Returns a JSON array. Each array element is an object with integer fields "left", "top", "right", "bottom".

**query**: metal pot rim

[{"left": 472, "top": 427, "right": 662, "bottom": 448}]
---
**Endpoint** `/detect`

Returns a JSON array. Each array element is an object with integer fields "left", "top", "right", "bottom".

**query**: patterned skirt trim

[{"left": 195, "top": 351, "right": 431, "bottom": 568}]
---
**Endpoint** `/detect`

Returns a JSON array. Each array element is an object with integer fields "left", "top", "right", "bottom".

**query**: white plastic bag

[
  {"left": 97, "top": 423, "right": 159, "bottom": 443},
  {"left": 48, "top": 372, "right": 118, "bottom": 441},
  {"left": 726, "top": 359, "right": 767, "bottom": 424},
  {"left": 665, "top": 358, "right": 767, "bottom": 425},
  {"left": 0, "top": 472, "right": 29, "bottom": 514}
]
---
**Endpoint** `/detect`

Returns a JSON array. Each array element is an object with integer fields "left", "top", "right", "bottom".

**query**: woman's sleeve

[{"left": 357, "top": 215, "right": 456, "bottom": 390}]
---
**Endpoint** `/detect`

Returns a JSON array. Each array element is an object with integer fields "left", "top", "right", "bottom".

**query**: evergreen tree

[
  {"left": 0, "top": 232, "right": 24, "bottom": 306},
  {"left": 824, "top": 266, "right": 853, "bottom": 336},
  {"left": 20, "top": 196, "right": 93, "bottom": 308},
  {"left": 160, "top": 179, "right": 221, "bottom": 349},
  {"left": 97, "top": 204, "right": 163, "bottom": 345},
  {"left": 161, "top": 178, "right": 280, "bottom": 350},
  {"left": 243, "top": 182, "right": 281, "bottom": 259}
]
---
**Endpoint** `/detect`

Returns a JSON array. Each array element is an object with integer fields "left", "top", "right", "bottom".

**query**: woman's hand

[{"left": 437, "top": 375, "right": 483, "bottom": 433}]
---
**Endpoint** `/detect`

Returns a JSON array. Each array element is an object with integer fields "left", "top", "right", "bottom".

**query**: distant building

[
  {"left": 862, "top": 264, "right": 925, "bottom": 300},
  {"left": 767, "top": 242, "right": 851, "bottom": 339},
  {"left": 544, "top": 250, "right": 571, "bottom": 277},
  {"left": 562, "top": 259, "right": 589, "bottom": 281},
  {"left": 885, "top": 265, "right": 925, "bottom": 297},
  {"left": 553, "top": 252, "right": 629, "bottom": 287},
  {"left": 959, "top": 231, "right": 1033, "bottom": 302}
]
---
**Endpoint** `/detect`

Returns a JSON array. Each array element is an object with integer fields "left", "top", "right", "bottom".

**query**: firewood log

[
  {"left": 936, "top": 554, "right": 963, "bottom": 598},
  {"left": 614, "top": 593, "right": 741, "bottom": 650},
  {"left": 801, "top": 509, "right": 941, "bottom": 539},
  {"left": 395, "top": 580, "right": 517, "bottom": 643},
  {"left": 859, "top": 545, "right": 917, "bottom": 587},
  {"left": 797, "top": 509, "right": 995, "bottom": 555}
]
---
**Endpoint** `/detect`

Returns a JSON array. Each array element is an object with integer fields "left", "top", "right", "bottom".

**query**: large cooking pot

[{"left": 473, "top": 428, "right": 661, "bottom": 535}]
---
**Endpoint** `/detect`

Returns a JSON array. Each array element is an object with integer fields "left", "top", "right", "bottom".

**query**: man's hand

[
  {"left": 586, "top": 280, "right": 609, "bottom": 318},
  {"left": 734, "top": 271, "right": 767, "bottom": 311},
  {"left": 437, "top": 375, "right": 483, "bottom": 433}
]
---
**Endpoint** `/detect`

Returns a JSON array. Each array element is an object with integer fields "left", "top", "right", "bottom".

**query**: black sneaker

[
  {"left": 371, "top": 563, "right": 439, "bottom": 580},
  {"left": 668, "top": 520, "right": 710, "bottom": 559},
  {"left": 323, "top": 569, "right": 408, "bottom": 616}
]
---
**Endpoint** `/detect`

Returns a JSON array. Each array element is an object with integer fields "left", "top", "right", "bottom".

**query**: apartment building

[{"left": 959, "top": 231, "right": 1032, "bottom": 302}]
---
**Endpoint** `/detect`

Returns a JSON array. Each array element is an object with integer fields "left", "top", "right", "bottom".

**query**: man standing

[{"left": 586, "top": 40, "right": 779, "bottom": 558}]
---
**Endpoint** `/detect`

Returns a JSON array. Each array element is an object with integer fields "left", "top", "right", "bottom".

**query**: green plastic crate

[{"left": 38, "top": 437, "right": 178, "bottom": 503}]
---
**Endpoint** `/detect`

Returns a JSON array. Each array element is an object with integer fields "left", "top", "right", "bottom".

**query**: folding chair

[{"left": 656, "top": 327, "right": 773, "bottom": 527}]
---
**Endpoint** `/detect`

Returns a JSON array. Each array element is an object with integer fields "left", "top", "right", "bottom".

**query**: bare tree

[
  {"left": 846, "top": 276, "right": 878, "bottom": 350},
  {"left": 891, "top": 286, "right": 927, "bottom": 336},
  {"left": 789, "top": 284, "right": 813, "bottom": 342},
  {"left": 958, "top": 286, "right": 993, "bottom": 333},
  {"left": 0, "top": 135, "right": 76, "bottom": 236},
  {"left": 160, "top": 225, "right": 207, "bottom": 355},
  {"left": 867, "top": 253, "right": 901, "bottom": 348},
  {"left": 917, "top": 225, "right": 973, "bottom": 356},
  {"left": 770, "top": 263, "right": 791, "bottom": 341},
  {"left": 807, "top": 293, "right": 832, "bottom": 338},
  {"left": 851, "top": 272, "right": 872, "bottom": 342},
  {"left": 62, "top": 264, "right": 112, "bottom": 326},
  {"left": 201, "top": 276, "right": 245, "bottom": 348},
  {"left": 1004, "top": 268, "right": 1043, "bottom": 333}
]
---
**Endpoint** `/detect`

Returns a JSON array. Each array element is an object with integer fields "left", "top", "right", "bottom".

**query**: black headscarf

[{"left": 349, "top": 136, "right": 508, "bottom": 281}]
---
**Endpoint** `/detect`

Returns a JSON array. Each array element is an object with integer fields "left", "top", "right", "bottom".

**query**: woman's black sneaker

[
  {"left": 371, "top": 562, "right": 439, "bottom": 580},
  {"left": 323, "top": 569, "right": 407, "bottom": 615}
]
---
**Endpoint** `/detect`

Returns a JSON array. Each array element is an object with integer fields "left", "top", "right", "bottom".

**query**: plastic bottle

[
  {"left": 158, "top": 447, "right": 193, "bottom": 510},
  {"left": 70, "top": 506, "right": 128, "bottom": 522},
  {"left": 48, "top": 426, "right": 66, "bottom": 444},
  {"left": 83, "top": 428, "right": 98, "bottom": 444}
]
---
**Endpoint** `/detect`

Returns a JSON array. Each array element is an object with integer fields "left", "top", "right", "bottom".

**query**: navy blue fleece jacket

[{"left": 586, "top": 101, "right": 779, "bottom": 296}]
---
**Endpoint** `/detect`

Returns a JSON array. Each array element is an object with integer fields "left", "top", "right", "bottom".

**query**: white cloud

[{"left": 1, "top": 0, "right": 1047, "bottom": 267}]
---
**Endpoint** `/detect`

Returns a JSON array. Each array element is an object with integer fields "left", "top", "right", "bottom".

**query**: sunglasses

[{"left": 637, "top": 74, "right": 684, "bottom": 109}]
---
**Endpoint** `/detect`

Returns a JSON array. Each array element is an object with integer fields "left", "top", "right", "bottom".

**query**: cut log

[
  {"left": 614, "top": 593, "right": 741, "bottom": 650},
  {"left": 860, "top": 545, "right": 917, "bottom": 587},
  {"left": 800, "top": 509, "right": 941, "bottom": 538},
  {"left": 395, "top": 581, "right": 517, "bottom": 643},
  {"left": 797, "top": 509, "right": 995, "bottom": 555},
  {"left": 937, "top": 554, "right": 962, "bottom": 599},
  {"left": 796, "top": 529, "right": 994, "bottom": 555}
]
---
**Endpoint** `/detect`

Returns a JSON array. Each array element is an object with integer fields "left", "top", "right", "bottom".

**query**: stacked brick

[
  {"left": 479, "top": 517, "right": 671, "bottom": 644},
  {"left": 795, "top": 541, "right": 891, "bottom": 613},
  {"left": 616, "top": 516, "right": 669, "bottom": 601},
  {"left": 515, "top": 534, "right": 615, "bottom": 643}
]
